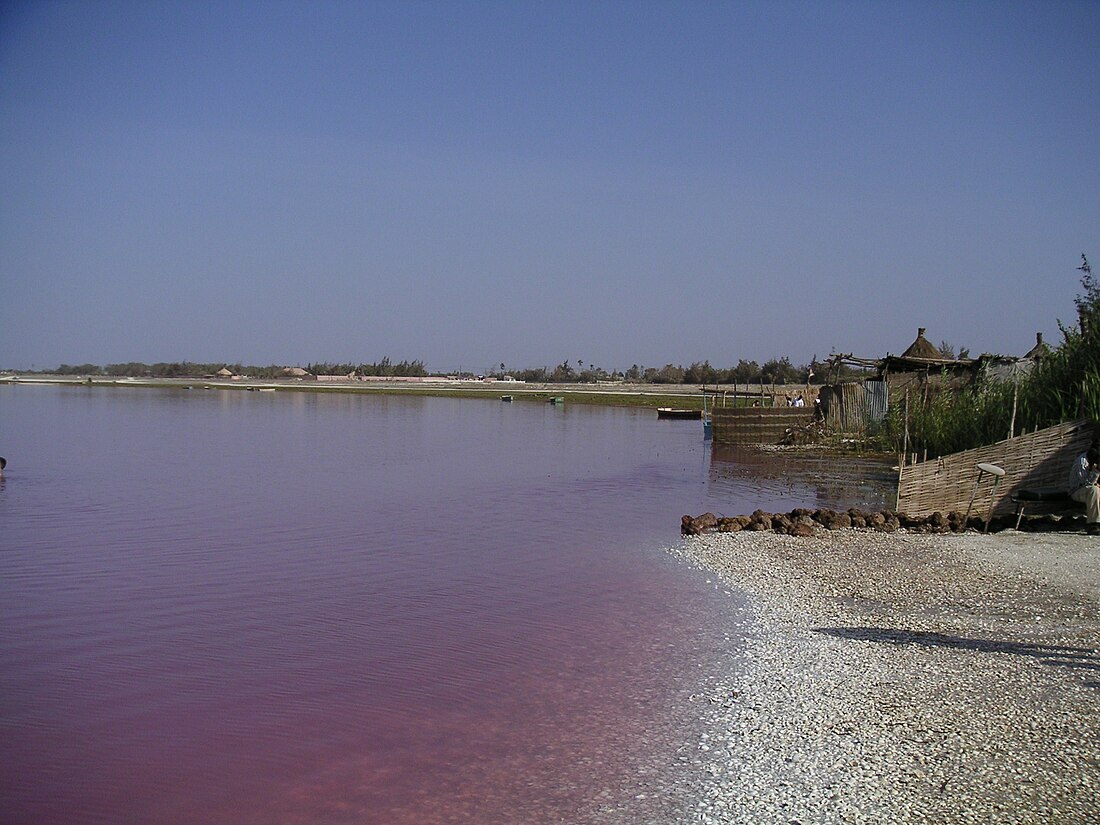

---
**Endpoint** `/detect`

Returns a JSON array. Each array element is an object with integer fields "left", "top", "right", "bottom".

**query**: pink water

[{"left": 0, "top": 386, "right": 893, "bottom": 824}]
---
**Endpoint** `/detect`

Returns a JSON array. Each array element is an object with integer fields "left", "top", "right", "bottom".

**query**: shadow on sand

[{"left": 815, "top": 626, "right": 1100, "bottom": 684}]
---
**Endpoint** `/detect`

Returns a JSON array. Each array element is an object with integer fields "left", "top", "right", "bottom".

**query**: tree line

[
  {"left": 31, "top": 355, "right": 873, "bottom": 384},
  {"left": 305, "top": 358, "right": 428, "bottom": 377},
  {"left": 42, "top": 359, "right": 429, "bottom": 379},
  {"left": 502, "top": 357, "right": 870, "bottom": 385}
]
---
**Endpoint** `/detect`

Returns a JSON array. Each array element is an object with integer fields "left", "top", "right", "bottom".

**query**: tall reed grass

[{"left": 882, "top": 276, "right": 1099, "bottom": 458}]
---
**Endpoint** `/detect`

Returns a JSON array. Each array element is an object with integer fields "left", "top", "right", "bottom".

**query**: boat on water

[
  {"left": 656, "top": 407, "right": 702, "bottom": 420},
  {"left": 548, "top": 397, "right": 565, "bottom": 405},
  {"left": 501, "top": 395, "right": 513, "bottom": 402}
]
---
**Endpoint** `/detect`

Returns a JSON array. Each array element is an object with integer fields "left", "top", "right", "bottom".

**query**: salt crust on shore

[{"left": 672, "top": 529, "right": 1100, "bottom": 824}]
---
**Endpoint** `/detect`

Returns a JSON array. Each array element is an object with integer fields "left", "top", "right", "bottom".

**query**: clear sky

[{"left": 2, "top": 1, "right": 1098, "bottom": 373}]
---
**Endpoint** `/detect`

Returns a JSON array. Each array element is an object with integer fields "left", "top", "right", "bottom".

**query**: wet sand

[{"left": 673, "top": 529, "right": 1100, "bottom": 824}]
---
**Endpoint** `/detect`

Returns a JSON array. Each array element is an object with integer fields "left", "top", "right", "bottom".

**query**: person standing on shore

[{"left": 1068, "top": 440, "right": 1100, "bottom": 534}]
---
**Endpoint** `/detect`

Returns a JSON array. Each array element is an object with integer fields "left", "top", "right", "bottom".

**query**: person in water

[{"left": 0, "top": 457, "right": 5, "bottom": 477}]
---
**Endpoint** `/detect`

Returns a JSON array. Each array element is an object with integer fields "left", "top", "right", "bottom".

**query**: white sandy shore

[{"left": 672, "top": 529, "right": 1100, "bottom": 824}]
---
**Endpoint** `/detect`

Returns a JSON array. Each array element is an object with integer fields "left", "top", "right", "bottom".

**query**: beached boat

[{"left": 657, "top": 407, "right": 702, "bottom": 420}]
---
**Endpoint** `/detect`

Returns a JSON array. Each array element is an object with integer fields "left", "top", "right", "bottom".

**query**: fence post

[
  {"left": 1009, "top": 366, "right": 1019, "bottom": 440},
  {"left": 903, "top": 388, "right": 910, "bottom": 459}
]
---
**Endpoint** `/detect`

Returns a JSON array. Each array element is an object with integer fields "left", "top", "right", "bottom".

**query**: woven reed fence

[
  {"left": 896, "top": 418, "right": 1098, "bottom": 518},
  {"left": 819, "top": 381, "right": 887, "bottom": 433},
  {"left": 711, "top": 407, "right": 813, "bottom": 445}
]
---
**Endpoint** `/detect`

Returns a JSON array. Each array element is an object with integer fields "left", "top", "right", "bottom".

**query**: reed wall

[
  {"left": 895, "top": 418, "right": 1098, "bottom": 517},
  {"left": 711, "top": 407, "right": 814, "bottom": 445}
]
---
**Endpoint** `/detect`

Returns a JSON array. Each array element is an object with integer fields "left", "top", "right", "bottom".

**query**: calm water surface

[{"left": 0, "top": 385, "right": 893, "bottom": 824}]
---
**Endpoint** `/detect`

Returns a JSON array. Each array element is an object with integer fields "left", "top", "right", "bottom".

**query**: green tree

[
  {"left": 652, "top": 364, "right": 685, "bottom": 384},
  {"left": 727, "top": 359, "right": 761, "bottom": 384},
  {"left": 760, "top": 357, "right": 801, "bottom": 385},
  {"left": 549, "top": 360, "right": 576, "bottom": 382},
  {"left": 684, "top": 361, "right": 719, "bottom": 384}
]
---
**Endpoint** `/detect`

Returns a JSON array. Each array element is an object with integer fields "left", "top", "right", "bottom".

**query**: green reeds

[
  {"left": 883, "top": 377, "right": 1015, "bottom": 458},
  {"left": 884, "top": 311, "right": 1099, "bottom": 459},
  {"left": 1016, "top": 323, "right": 1100, "bottom": 429}
]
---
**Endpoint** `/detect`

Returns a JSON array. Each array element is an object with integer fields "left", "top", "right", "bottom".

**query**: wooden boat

[
  {"left": 547, "top": 396, "right": 564, "bottom": 405},
  {"left": 500, "top": 395, "right": 513, "bottom": 402},
  {"left": 657, "top": 407, "right": 702, "bottom": 420}
]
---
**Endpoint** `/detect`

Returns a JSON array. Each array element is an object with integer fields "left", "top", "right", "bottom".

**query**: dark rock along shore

[{"left": 681, "top": 507, "right": 1084, "bottom": 538}]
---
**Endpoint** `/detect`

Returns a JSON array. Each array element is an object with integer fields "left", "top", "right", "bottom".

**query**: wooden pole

[
  {"left": 1009, "top": 365, "right": 1019, "bottom": 440},
  {"left": 903, "top": 387, "right": 910, "bottom": 461},
  {"left": 896, "top": 461, "right": 904, "bottom": 509}
]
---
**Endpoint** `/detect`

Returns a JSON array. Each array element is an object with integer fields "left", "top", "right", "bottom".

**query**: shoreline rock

[{"left": 681, "top": 507, "right": 1085, "bottom": 537}]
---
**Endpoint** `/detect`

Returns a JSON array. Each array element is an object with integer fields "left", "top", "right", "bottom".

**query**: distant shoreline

[{"left": 0, "top": 374, "right": 732, "bottom": 409}]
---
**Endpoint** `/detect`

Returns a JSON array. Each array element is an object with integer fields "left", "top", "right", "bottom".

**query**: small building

[
  {"left": 316, "top": 373, "right": 357, "bottom": 382},
  {"left": 280, "top": 367, "right": 317, "bottom": 380},
  {"left": 821, "top": 327, "right": 1017, "bottom": 433},
  {"left": 901, "top": 327, "right": 943, "bottom": 360},
  {"left": 878, "top": 328, "right": 989, "bottom": 397}
]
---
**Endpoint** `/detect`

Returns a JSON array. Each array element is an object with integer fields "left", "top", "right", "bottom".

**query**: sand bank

[{"left": 673, "top": 529, "right": 1099, "bottom": 824}]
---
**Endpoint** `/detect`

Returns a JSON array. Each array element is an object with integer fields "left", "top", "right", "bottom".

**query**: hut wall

[
  {"left": 819, "top": 381, "right": 886, "bottom": 433},
  {"left": 866, "top": 381, "right": 888, "bottom": 423},
  {"left": 711, "top": 407, "right": 813, "bottom": 445},
  {"left": 895, "top": 418, "right": 1098, "bottom": 518}
]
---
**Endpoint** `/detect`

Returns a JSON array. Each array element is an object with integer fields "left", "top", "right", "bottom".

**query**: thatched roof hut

[
  {"left": 1023, "top": 332, "right": 1050, "bottom": 360},
  {"left": 900, "top": 328, "right": 943, "bottom": 360},
  {"left": 215, "top": 367, "right": 234, "bottom": 378}
]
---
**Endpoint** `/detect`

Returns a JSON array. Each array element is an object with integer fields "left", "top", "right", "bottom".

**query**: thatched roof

[
  {"left": 1024, "top": 332, "right": 1050, "bottom": 360},
  {"left": 215, "top": 367, "right": 234, "bottom": 377},
  {"left": 901, "top": 328, "right": 943, "bottom": 360}
]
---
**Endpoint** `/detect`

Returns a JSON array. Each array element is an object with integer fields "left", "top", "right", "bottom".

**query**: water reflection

[{"left": 706, "top": 445, "right": 898, "bottom": 514}]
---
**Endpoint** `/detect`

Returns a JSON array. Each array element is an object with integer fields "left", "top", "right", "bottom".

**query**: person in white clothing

[{"left": 1067, "top": 440, "right": 1100, "bottom": 534}]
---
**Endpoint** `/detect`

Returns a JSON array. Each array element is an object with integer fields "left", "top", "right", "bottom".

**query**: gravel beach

[{"left": 672, "top": 529, "right": 1100, "bottom": 824}]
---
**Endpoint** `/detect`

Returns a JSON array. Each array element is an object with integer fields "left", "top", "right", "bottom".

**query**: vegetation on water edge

[{"left": 881, "top": 255, "right": 1100, "bottom": 457}]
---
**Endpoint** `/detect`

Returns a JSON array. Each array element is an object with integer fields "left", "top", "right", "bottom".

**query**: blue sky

[{"left": 2, "top": 1, "right": 1098, "bottom": 373}]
